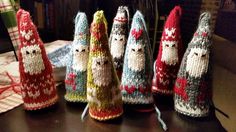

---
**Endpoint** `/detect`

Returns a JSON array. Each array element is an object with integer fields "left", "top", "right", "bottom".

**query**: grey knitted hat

[{"left": 174, "top": 12, "right": 212, "bottom": 117}]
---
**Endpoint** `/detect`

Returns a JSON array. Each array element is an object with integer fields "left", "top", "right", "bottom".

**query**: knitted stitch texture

[
  {"left": 109, "top": 6, "right": 129, "bottom": 79},
  {"left": 174, "top": 12, "right": 212, "bottom": 117},
  {"left": 120, "top": 11, "right": 153, "bottom": 104},
  {"left": 64, "top": 12, "right": 90, "bottom": 102},
  {"left": 17, "top": 9, "right": 58, "bottom": 110},
  {"left": 152, "top": 6, "right": 183, "bottom": 95},
  {"left": 87, "top": 10, "right": 123, "bottom": 121}
]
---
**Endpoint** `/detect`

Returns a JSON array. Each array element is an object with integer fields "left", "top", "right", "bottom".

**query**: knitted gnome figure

[
  {"left": 64, "top": 12, "right": 89, "bottom": 102},
  {"left": 174, "top": 12, "right": 212, "bottom": 117},
  {"left": 87, "top": 10, "right": 123, "bottom": 121},
  {"left": 109, "top": 6, "right": 129, "bottom": 79},
  {"left": 152, "top": 6, "right": 183, "bottom": 95},
  {"left": 120, "top": 11, "right": 153, "bottom": 104},
  {"left": 17, "top": 9, "right": 58, "bottom": 110}
]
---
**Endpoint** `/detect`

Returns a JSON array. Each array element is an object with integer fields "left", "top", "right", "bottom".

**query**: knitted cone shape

[
  {"left": 17, "top": 9, "right": 58, "bottom": 110},
  {"left": 109, "top": 6, "right": 129, "bottom": 79},
  {"left": 152, "top": 6, "right": 183, "bottom": 95},
  {"left": 120, "top": 11, "right": 153, "bottom": 104},
  {"left": 64, "top": 12, "right": 89, "bottom": 102},
  {"left": 87, "top": 10, "right": 123, "bottom": 121},
  {"left": 174, "top": 12, "right": 212, "bottom": 117}
]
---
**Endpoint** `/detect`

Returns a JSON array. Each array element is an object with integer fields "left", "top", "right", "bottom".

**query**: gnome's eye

[
  {"left": 81, "top": 49, "right": 86, "bottom": 52},
  {"left": 137, "top": 48, "right": 142, "bottom": 52},
  {"left": 32, "top": 50, "right": 36, "bottom": 54},
  {"left": 97, "top": 61, "right": 101, "bottom": 65},
  {"left": 104, "top": 60, "right": 108, "bottom": 65},
  {"left": 26, "top": 51, "right": 30, "bottom": 55},
  {"left": 132, "top": 48, "right": 135, "bottom": 52},
  {"left": 115, "top": 38, "right": 118, "bottom": 41},
  {"left": 201, "top": 54, "right": 206, "bottom": 57},
  {"left": 76, "top": 49, "right": 79, "bottom": 52},
  {"left": 165, "top": 45, "right": 169, "bottom": 47},
  {"left": 120, "top": 38, "right": 123, "bottom": 41},
  {"left": 194, "top": 52, "right": 198, "bottom": 56},
  {"left": 172, "top": 44, "right": 175, "bottom": 47}
]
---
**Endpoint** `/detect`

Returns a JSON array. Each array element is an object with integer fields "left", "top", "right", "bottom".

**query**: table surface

[{"left": 0, "top": 84, "right": 226, "bottom": 132}]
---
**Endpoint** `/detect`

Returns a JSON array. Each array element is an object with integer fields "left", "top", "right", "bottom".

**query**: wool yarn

[
  {"left": 87, "top": 10, "right": 123, "bottom": 121},
  {"left": 64, "top": 12, "right": 90, "bottom": 102},
  {"left": 17, "top": 9, "right": 58, "bottom": 110},
  {"left": 109, "top": 6, "right": 129, "bottom": 79},
  {"left": 152, "top": 6, "right": 183, "bottom": 95},
  {"left": 174, "top": 12, "right": 212, "bottom": 117},
  {"left": 120, "top": 10, "right": 153, "bottom": 104}
]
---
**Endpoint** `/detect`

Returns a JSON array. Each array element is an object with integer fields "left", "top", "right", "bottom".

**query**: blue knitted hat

[
  {"left": 120, "top": 11, "right": 153, "bottom": 104},
  {"left": 64, "top": 12, "right": 89, "bottom": 102}
]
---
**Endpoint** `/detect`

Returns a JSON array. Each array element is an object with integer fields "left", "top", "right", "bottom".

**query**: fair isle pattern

[
  {"left": 120, "top": 10, "right": 153, "bottom": 104},
  {"left": 109, "top": 6, "right": 129, "bottom": 78},
  {"left": 0, "top": 0, "right": 20, "bottom": 52},
  {"left": 64, "top": 12, "right": 89, "bottom": 102},
  {"left": 17, "top": 9, "right": 58, "bottom": 110},
  {"left": 174, "top": 12, "right": 212, "bottom": 117},
  {"left": 87, "top": 10, "right": 123, "bottom": 121},
  {"left": 152, "top": 6, "right": 183, "bottom": 95}
]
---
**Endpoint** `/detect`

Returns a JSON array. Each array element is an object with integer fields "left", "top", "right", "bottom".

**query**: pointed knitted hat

[
  {"left": 109, "top": 6, "right": 129, "bottom": 79},
  {"left": 64, "top": 12, "right": 89, "bottom": 102},
  {"left": 17, "top": 9, "right": 58, "bottom": 110},
  {"left": 152, "top": 6, "right": 183, "bottom": 95},
  {"left": 87, "top": 10, "right": 123, "bottom": 121},
  {"left": 174, "top": 12, "right": 212, "bottom": 117},
  {"left": 120, "top": 10, "right": 153, "bottom": 104}
]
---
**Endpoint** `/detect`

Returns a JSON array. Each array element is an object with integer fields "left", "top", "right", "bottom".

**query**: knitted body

[
  {"left": 120, "top": 11, "right": 153, "bottom": 104},
  {"left": 152, "top": 6, "right": 183, "bottom": 95},
  {"left": 87, "top": 11, "right": 123, "bottom": 121},
  {"left": 109, "top": 6, "right": 129, "bottom": 79},
  {"left": 17, "top": 9, "right": 58, "bottom": 110},
  {"left": 174, "top": 12, "right": 212, "bottom": 117},
  {"left": 64, "top": 12, "right": 89, "bottom": 102}
]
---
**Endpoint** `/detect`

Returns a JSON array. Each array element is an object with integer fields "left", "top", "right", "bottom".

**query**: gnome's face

[
  {"left": 92, "top": 56, "right": 112, "bottom": 86},
  {"left": 127, "top": 43, "right": 145, "bottom": 71},
  {"left": 161, "top": 40, "right": 178, "bottom": 65},
  {"left": 21, "top": 44, "right": 45, "bottom": 75},
  {"left": 111, "top": 34, "right": 126, "bottom": 58},
  {"left": 72, "top": 44, "right": 89, "bottom": 72},
  {"left": 186, "top": 47, "right": 209, "bottom": 78}
]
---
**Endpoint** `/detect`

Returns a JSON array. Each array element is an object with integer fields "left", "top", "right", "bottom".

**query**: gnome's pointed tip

[
  {"left": 173, "top": 6, "right": 182, "bottom": 17},
  {"left": 199, "top": 11, "right": 211, "bottom": 21},
  {"left": 17, "top": 9, "right": 30, "bottom": 23},
  {"left": 134, "top": 10, "right": 143, "bottom": 18}
]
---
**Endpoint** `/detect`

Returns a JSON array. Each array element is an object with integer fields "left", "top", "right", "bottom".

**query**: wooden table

[{"left": 0, "top": 84, "right": 226, "bottom": 132}]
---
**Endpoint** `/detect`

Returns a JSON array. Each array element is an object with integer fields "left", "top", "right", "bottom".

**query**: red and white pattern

[
  {"left": 152, "top": 6, "right": 183, "bottom": 95},
  {"left": 17, "top": 9, "right": 58, "bottom": 110}
]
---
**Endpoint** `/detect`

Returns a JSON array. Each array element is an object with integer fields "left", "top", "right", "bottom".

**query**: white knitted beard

[
  {"left": 161, "top": 40, "right": 178, "bottom": 65},
  {"left": 110, "top": 34, "right": 125, "bottom": 58},
  {"left": 186, "top": 48, "right": 209, "bottom": 78},
  {"left": 127, "top": 44, "right": 145, "bottom": 71},
  {"left": 21, "top": 45, "right": 45, "bottom": 75},
  {"left": 72, "top": 45, "right": 89, "bottom": 72},
  {"left": 91, "top": 56, "right": 112, "bottom": 87}
]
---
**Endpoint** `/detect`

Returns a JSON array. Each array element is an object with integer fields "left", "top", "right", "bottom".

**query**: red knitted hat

[
  {"left": 17, "top": 9, "right": 58, "bottom": 110},
  {"left": 152, "top": 6, "right": 183, "bottom": 95}
]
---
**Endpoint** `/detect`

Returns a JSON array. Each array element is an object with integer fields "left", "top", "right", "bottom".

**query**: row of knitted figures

[{"left": 17, "top": 6, "right": 213, "bottom": 131}]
